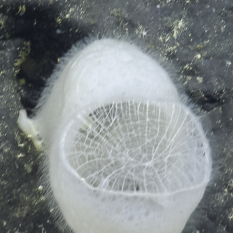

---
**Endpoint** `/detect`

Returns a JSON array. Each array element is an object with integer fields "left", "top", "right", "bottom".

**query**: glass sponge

[{"left": 18, "top": 39, "right": 212, "bottom": 233}]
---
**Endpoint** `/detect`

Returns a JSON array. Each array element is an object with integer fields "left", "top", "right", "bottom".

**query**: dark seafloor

[{"left": 0, "top": 0, "right": 233, "bottom": 232}]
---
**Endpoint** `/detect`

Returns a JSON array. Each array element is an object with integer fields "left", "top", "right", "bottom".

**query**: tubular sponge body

[{"left": 18, "top": 39, "right": 212, "bottom": 233}]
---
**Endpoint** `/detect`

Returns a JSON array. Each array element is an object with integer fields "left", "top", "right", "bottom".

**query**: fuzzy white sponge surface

[{"left": 18, "top": 39, "right": 212, "bottom": 233}]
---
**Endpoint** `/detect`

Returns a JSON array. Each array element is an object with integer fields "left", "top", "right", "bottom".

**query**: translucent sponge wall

[
  {"left": 25, "top": 39, "right": 212, "bottom": 233},
  {"left": 33, "top": 39, "right": 180, "bottom": 145}
]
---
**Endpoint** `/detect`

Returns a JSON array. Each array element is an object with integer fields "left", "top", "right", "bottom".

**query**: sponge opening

[{"left": 61, "top": 100, "right": 211, "bottom": 195}]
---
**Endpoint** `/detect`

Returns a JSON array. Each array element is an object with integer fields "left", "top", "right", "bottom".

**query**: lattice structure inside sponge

[{"left": 63, "top": 101, "right": 207, "bottom": 194}]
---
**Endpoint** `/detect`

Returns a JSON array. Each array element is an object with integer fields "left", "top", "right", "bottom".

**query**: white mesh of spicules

[{"left": 63, "top": 100, "right": 207, "bottom": 194}]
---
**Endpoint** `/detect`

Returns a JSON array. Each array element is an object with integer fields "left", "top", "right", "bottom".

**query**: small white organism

[{"left": 18, "top": 39, "right": 212, "bottom": 233}]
